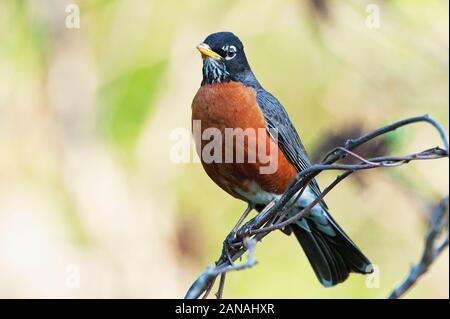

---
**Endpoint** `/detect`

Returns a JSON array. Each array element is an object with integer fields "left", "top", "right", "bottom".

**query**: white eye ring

[{"left": 222, "top": 45, "right": 237, "bottom": 60}]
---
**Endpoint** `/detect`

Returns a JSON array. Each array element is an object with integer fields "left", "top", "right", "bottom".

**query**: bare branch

[
  {"left": 388, "top": 197, "right": 449, "bottom": 299},
  {"left": 184, "top": 238, "right": 258, "bottom": 299},
  {"left": 201, "top": 276, "right": 216, "bottom": 299},
  {"left": 215, "top": 273, "right": 226, "bottom": 299}
]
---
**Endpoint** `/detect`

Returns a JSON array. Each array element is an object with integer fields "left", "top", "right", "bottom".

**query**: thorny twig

[{"left": 184, "top": 115, "right": 449, "bottom": 299}]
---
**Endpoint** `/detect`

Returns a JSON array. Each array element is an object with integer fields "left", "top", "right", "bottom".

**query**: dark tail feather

[{"left": 291, "top": 215, "right": 373, "bottom": 287}]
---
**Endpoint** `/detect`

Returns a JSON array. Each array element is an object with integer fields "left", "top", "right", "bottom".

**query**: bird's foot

[
  {"left": 221, "top": 231, "right": 239, "bottom": 265},
  {"left": 236, "top": 221, "right": 253, "bottom": 239}
]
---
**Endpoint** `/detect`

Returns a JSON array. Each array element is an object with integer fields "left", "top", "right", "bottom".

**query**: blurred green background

[{"left": 0, "top": 0, "right": 448, "bottom": 298}]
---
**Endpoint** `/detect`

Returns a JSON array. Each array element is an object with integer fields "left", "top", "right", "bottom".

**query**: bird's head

[{"left": 197, "top": 32, "right": 252, "bottom": 85}]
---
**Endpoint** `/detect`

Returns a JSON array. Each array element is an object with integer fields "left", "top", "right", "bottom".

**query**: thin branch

[
  {"left": 388, "top": 196, "right": 449, "bottom": 299},
  {"left": 215, "top": 273, "right": 226, "bottom": 299},
  {"left": 331, "top": 146, "right": 383, "bottom": 166}
]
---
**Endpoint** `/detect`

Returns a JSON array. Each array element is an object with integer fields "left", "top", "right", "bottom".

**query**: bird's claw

[
  {"left": 237, "top": 224, "right": 251, "bottom": 239},
  {"left": 221, "top": 231, "right": 238, "bottom": 265}
]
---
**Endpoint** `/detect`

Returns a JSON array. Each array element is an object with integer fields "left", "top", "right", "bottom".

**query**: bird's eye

[{"left": 223, "top": 45, "right": 237, "bottom": 60}]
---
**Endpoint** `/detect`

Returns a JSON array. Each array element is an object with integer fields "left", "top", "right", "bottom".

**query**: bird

[{"left": 191, "top": 31, "right": 373, "bottom": 287}]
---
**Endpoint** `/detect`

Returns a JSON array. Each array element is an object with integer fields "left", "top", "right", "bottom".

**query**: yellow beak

[{"left": 196, "top": 43, "right": 222, "bottom": 60}]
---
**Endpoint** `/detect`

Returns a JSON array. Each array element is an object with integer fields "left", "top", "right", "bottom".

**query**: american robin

[{"left": 191, "top": 31, "right": 372, "bottom": 287}]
